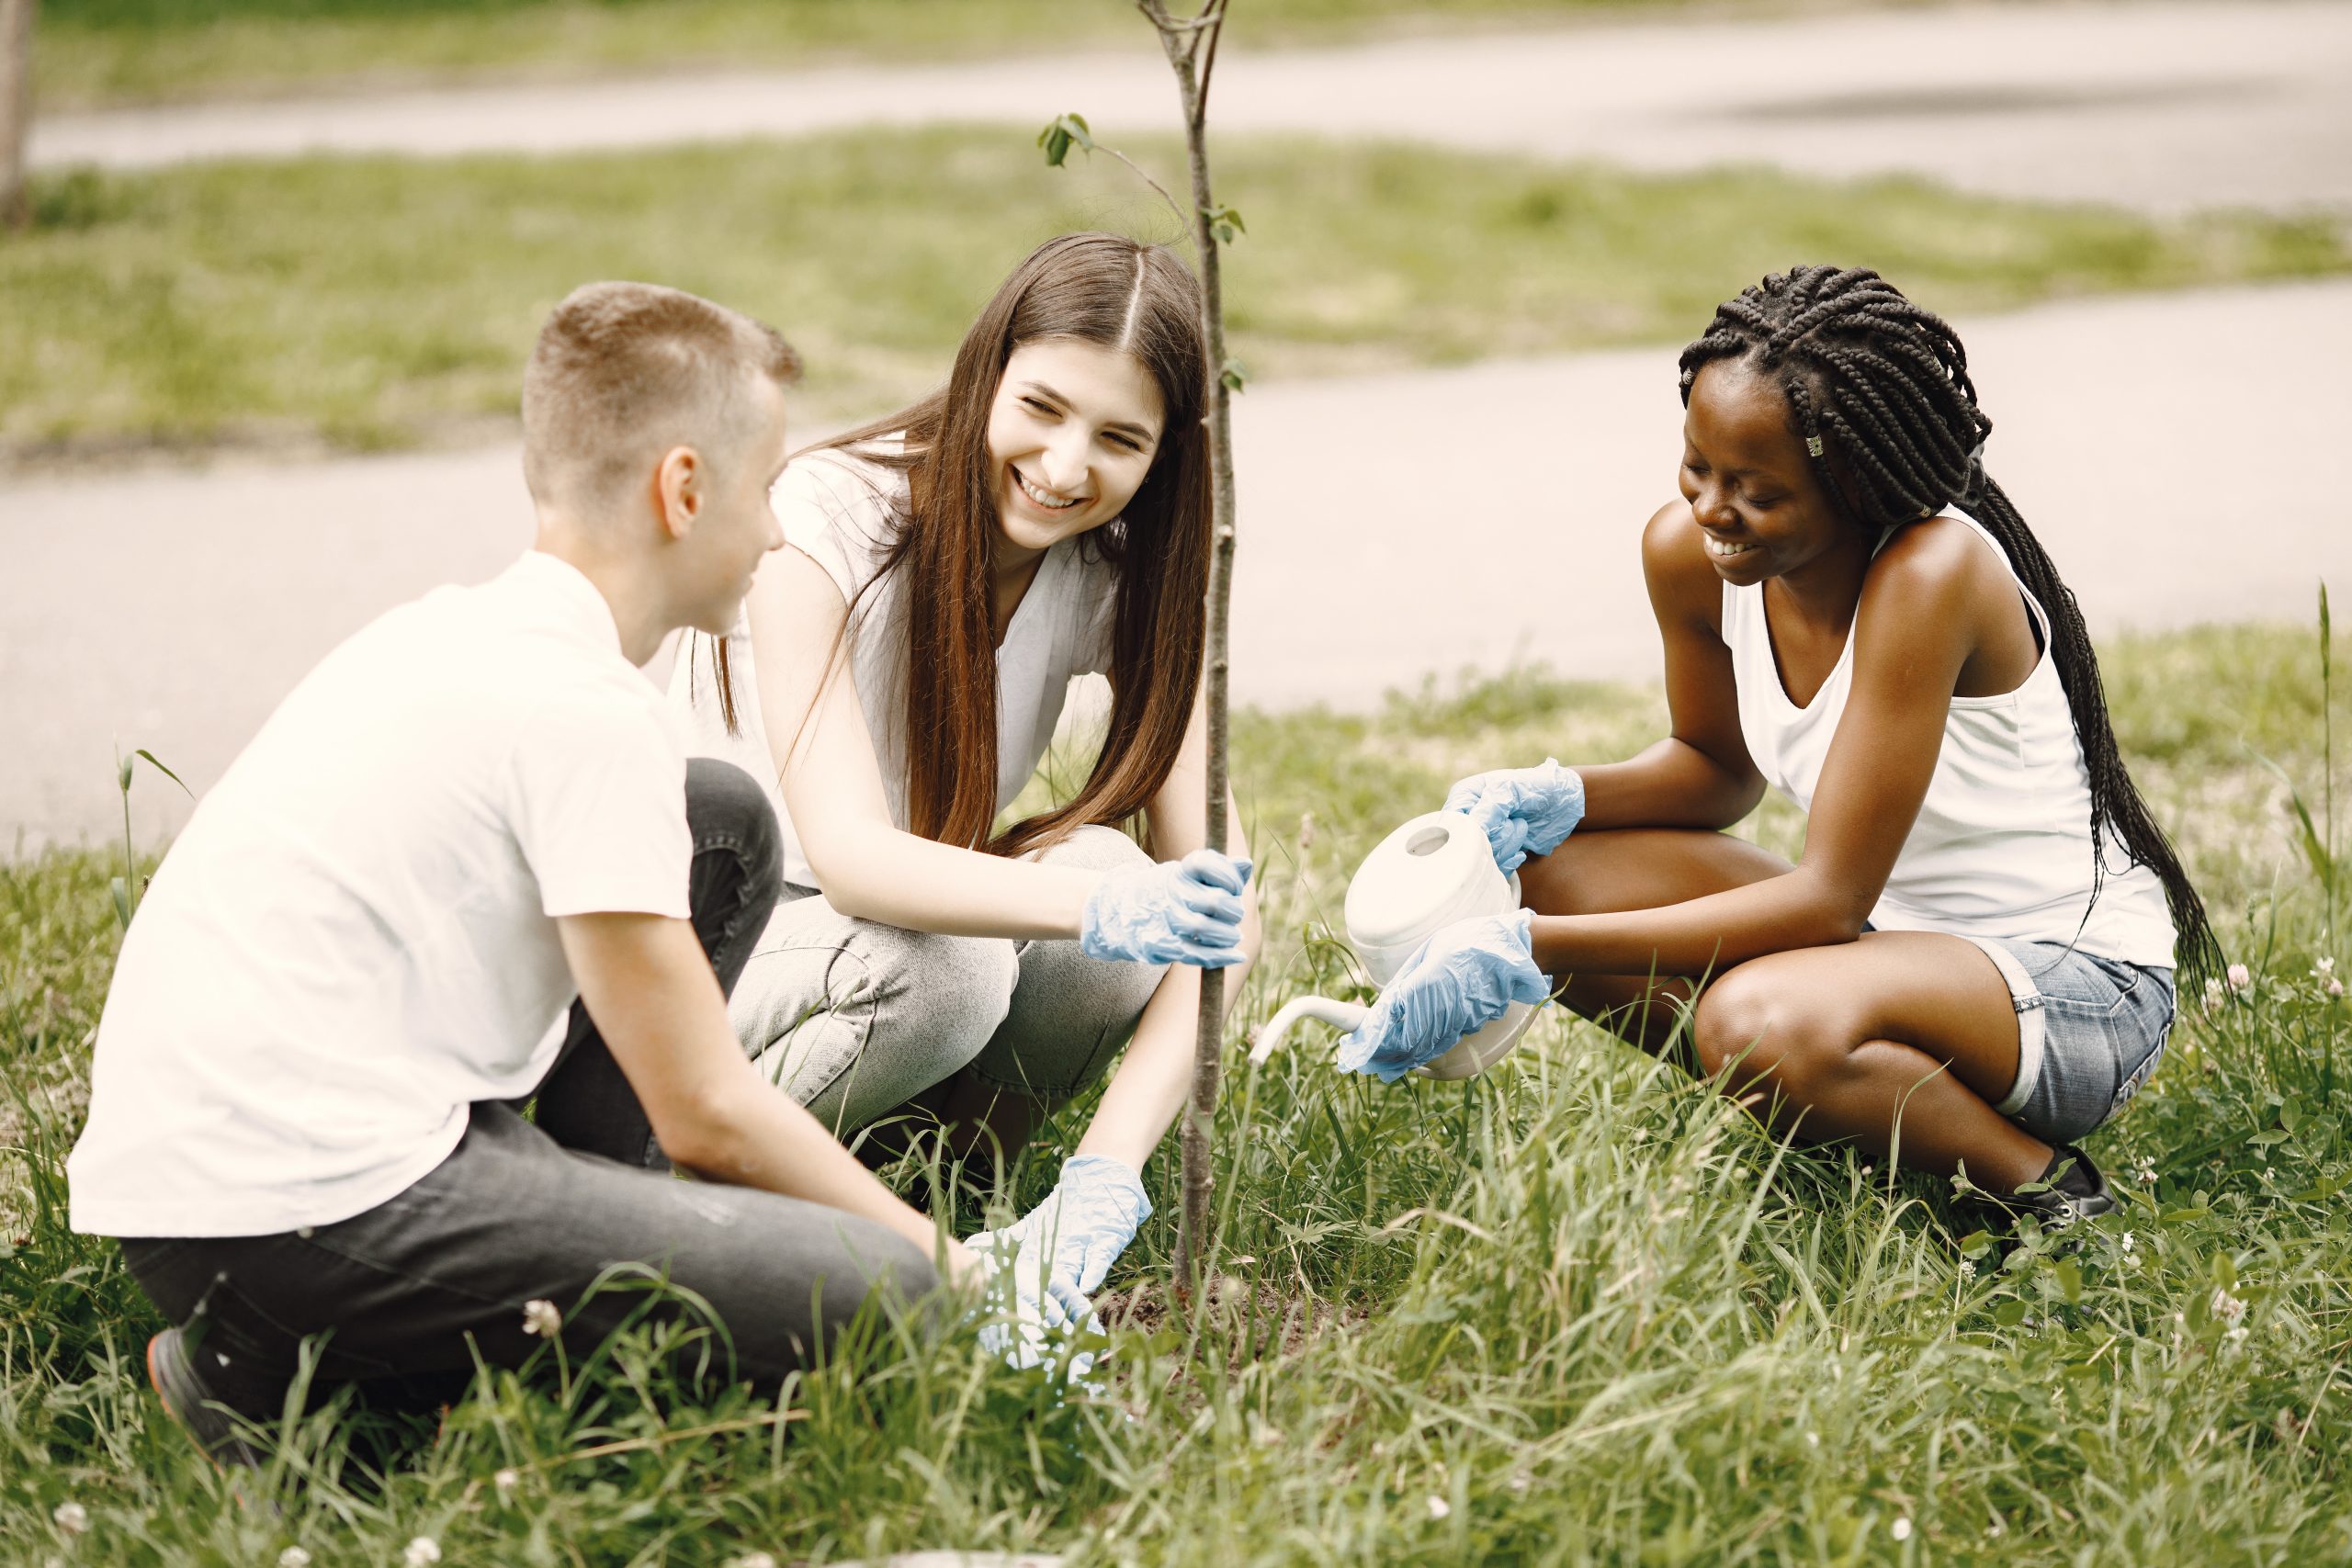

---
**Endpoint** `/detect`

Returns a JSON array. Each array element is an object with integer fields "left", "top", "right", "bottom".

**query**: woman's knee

[
  {"left": 1690, "top": 965, "right": 1851, "bottom": 1098},
  {"left": 1029, "top": 823, "right": 1151, "bottom": 874}
]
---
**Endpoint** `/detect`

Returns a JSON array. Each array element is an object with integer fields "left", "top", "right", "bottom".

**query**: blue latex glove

[
  {"left": 1443, "top": 758, "right": 1587, "bottom": 874},
  {"left": 968, "top": 1238, "right": 1102, "bottom": 1381},
  {"left": 966, "top": 1154, "right": 1151, "bottom": 1298},
  {"left": 1080, "top": 851, "right": 1252, "bottom": 967},
  {"left": 1336, "top": 910, "right": 1551, "bottom": 1084}
]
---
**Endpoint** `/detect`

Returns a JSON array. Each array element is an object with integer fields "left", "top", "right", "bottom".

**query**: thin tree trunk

[
  {"left": 0, "top": 0, "right": 32, "bottom": 231},
  {"left": 1142, "top": 1, "right": 1237, "bottom": 1293}
]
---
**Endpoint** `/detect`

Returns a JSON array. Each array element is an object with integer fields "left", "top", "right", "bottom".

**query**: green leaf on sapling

[{"left": 1036, "top": 112, "right": 1095, "bottom": 168}]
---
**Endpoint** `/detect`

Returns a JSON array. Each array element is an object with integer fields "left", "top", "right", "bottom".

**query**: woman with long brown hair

[{"left": 672, "top": 232, "right": 1258, "bottom": 1312}]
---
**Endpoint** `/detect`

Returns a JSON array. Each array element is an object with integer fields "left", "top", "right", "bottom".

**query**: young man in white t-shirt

[{"left": 67, "top": 282, "right": 976, "bottom": 1467}]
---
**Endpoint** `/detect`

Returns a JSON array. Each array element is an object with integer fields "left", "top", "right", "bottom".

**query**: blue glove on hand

[
  {"left": 967, "top": 1154, "right": 1151, "bottom": 1298},
  {"left": 1336, "top": 910, "right": 1551, "bottom": 1084},
  {"left": 968, "top": 1239, "right": 1100, "bottom": 1381},
  {"left": 1080, "top": 851, "right": 1252, "bottom": 967},
  {"left": 1443, "top": 758, "right": 1586, "bottom": 874}
]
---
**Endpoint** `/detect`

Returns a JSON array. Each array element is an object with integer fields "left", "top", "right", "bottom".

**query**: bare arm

[
  {"left": 1529, "top": 519, "right": 1989, "bottom": 976},
  {"left": 748, "top": 546, "right": 1101, "bottom": 937},
  {"left": 1572, "top": 502, "right": 1769, "bottom": 832},
  {"left": 555, "top": 908, "right": 976, "bottom": 1279},
  {"left": 1076, "top": 687, "right": 1261, "bottom": 1170}
]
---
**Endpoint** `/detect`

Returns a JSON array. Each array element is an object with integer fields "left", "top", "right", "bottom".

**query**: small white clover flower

[
  {"left": 521, "top": 1299, "right": 562, "bottom": 1338},
  {"left": 402, "top": 1537, "right": 442, "bottom": 1568},
  {"left": 1427, "top": 1496, "right": 1452, "bottom": 1520},
  {"left": 278, "top": 1549, "right": 312, "bottom": 1568},
  {"left": 2330, "top": 977, "right": 2346, "bottom": 998},
  {"left": 2204, "top": 976, "right": 2226, "bottom": 1001},
  {"left": 725, "top": 1554, "right": 779, "bottom": 1568},
  {"left": 2227, "top": 964, "right": 2253, "bottom": 993},
  {"left": 51, "top": 1503, "right": 87, "bottom": 1536},
  {"left": 2135, "top": 1159, "right": 2158, "bottom": 1185},
  {"left": 1806, "top": 1431, "right": 1820, "bottom": 1448},
  {"left": 1958, "top": 1259, "right": 1975, "bottom": 1280},
  {"left": 2226, "top": 1325, "right": 2250, "bottom": 1345},
  {"left": 2317, "top": 956, "right": 2335, "bottom": 975},
  {"left": 1986, "top": 1518, "right": 2005, "bottom": 1538},
  {"left": 1510, "top": 1473, "right": 1532, "bottom": 1495},
  {"left": 2212, "top": 1287, "right": 2246, "bottom": 1325},
  {"left": 493, "top": 1467, "right": 521, "bottom": 1502},
  {"left": 1892, "top": 1517, "right": 1914, "bottom": 1541}
]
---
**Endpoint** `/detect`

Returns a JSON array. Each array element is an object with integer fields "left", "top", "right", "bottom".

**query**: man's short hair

[{"left": 521, "top": 281, "right": 801, "bottom": 512}]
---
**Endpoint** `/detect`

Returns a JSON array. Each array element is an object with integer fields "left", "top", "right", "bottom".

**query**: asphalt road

[
  {"left": 30, "top": 1, "right": 2352, "bottom": 214},
  {"left": 9, "top": 279, "right": 2347, "bottom": 852}
]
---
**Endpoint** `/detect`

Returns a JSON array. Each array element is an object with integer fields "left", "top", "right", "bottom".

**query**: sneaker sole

[{"left": 147, "top": 1328, "right": 268, "bottom": 1472}]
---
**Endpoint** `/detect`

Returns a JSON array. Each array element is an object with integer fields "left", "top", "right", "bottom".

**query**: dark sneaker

[
  {"left": 2003, "top": 1144, "right": 2118, "bottom": 1234},
  {"left": 147, "top": 1327, "right": 270, "bottom": 1472}
]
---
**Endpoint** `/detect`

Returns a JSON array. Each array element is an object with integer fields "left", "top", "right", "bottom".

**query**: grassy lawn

[
  {"left": 35, "top": 0, "right": 1826, "bottom": 109},
  {"left": 5, "top": 617, "right": 2349, "bottom": 1564},
  {"left": 6, "top": 127, "right": 2346, "bottom": 459}
]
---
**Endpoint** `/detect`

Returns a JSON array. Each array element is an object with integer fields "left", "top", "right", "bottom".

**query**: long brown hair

[{"left": 717, "top": 231, "right": 1211, "bottom": 860}]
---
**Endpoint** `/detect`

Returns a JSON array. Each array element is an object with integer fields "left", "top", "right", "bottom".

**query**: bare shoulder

[
  {"left": 1862, "top": 514, "right": 2007, "bottom": 622},
  {"left": 1640, "top": 499, "right": 1723, "bottom": 630}
]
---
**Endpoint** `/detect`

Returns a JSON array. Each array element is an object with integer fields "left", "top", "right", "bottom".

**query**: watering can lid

[{"left": 1341, "top": 810, "right": 1513, "bottom": 953}]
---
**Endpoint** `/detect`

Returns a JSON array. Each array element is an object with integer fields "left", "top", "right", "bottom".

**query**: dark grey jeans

[{"left": 119, "top": 760, "right": 939, "bottom": 1422}]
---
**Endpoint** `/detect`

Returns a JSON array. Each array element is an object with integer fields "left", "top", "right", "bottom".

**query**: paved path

[
  {"left": 7, "top": 280, "right": 2347, "bottom": 852},
  {"left": 30, "top": 1, "right": 2352, "bottom": 214}
]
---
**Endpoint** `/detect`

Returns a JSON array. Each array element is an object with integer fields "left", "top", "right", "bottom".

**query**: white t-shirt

[
  {"left": 69, "top": 552, "right": 693, "bottom": 1239},
  {"left": 671, "top": 442, "right": 1121, "bottom": 887}
]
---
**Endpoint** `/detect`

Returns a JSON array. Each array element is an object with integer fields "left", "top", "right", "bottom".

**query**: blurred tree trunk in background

[{"left": 0, "top": 0, "right": 33, "bottom": 231}]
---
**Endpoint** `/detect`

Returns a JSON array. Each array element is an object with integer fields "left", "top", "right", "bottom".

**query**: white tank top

[{"left": 1723, "top": 508, "right": 2176, "bottom": 968}]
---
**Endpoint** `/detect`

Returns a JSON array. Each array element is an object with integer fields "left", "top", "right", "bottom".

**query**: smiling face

[
  {"left": 984, "top": 336, "right": 1166, "bottom": 562},
  {"left": 1679, "top": 359, "right": 1859, "bottom": 585}
]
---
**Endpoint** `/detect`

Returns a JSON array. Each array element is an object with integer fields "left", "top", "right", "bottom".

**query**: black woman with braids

[{"left": 1338, "top": 265, "right": 2220, "bottom": 1226}]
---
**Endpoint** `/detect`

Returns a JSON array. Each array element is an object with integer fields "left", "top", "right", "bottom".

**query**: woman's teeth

[
  {"left": 1704, "top": 534, "right": 1758, "bottom": 558},
  {"left": 1016, "top": 471, "right": 1081, "bottom": 511}
]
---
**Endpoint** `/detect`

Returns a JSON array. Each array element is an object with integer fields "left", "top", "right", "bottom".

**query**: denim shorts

[{"left": 1963, "top": 937, "right": 2177, "bottom": 1145}]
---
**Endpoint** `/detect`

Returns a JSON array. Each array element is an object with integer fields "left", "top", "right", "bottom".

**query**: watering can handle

[{"left": 1247, "top": 996, "right": 1373, "bottom": 1066}]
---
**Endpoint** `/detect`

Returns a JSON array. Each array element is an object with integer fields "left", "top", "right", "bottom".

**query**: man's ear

[{"left": 654, "top": 445, "right": 703, "bottom": 539}]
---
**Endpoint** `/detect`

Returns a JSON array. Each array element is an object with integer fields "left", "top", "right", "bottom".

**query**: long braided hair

[{"left": 1678, "top": 265, "right": 2221, "bottom": 985}]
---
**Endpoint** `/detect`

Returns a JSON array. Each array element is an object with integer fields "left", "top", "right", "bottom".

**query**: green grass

[
  {"left": 5, "top": 617, "right": 2349, "bottom": 1564},
  {"left": 32, "top": 0, "right": 1815, "bottom": 109},
  {"left": 6, "top": 127, "right": 2347, "bottom": 458}
]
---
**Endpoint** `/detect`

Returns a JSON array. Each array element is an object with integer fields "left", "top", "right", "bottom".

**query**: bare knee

[{"left": 1690, "top": 967, "right": 1853, "bottom": 1103}]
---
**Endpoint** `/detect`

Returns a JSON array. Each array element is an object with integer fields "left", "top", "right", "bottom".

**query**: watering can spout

[{"left": 1247, "top": 995, "right": 1371, "bottom": 1066}]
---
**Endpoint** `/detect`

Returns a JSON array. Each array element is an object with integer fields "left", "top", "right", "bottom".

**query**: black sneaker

[
  {"left": 147, "top": 1327, "right": 270, "bottom": 1472},
  {"left": 2003, "top": 1144, "right": 2118, "bottom": 1233}
]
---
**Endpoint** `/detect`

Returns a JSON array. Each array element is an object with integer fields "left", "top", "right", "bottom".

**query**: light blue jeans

[
  {"left": 1965, "top": 936, "right": 2177, "bottom": 1145},
  {"left": 728, "top": 825, "right": 1169, "bottom": 1135}
]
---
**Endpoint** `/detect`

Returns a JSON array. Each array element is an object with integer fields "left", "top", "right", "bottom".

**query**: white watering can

[{"left": 1249, "top": 810, "right": 1541, "bottom": 1081}]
